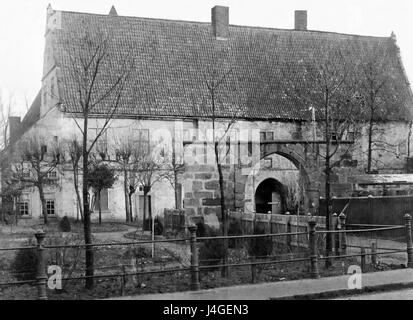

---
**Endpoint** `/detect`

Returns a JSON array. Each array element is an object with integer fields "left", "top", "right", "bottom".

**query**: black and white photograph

[{"left": 1, "top": 0, "right": 413, "bottom": 306}]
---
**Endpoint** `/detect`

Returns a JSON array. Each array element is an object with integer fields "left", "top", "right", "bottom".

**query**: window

[
  {"left": 133, "top": 129, "right": 150, "bottom": 154},
  {"left": 19, "top": 202, "right": 29, "bottom": 216},
  {"left": 260, "top": 131, "right": 274, "bottom": 141},
  {"left": 89, "top": 128, "right": 108, "bottom": 156},
  {"left": 266, "top": 132, "right": 274, "bottom": 141},
  {"left": 47, "top": 171, "right": 57, "bottom": 179},
  {"left": 96, "top": 130, "right": 108, "bottom": 155},
  {"left": 248, "top": 141, "right": 253, "bottom": 157},
  {"left": 46, "top": 200, "right": 55, "bottom": 215}
]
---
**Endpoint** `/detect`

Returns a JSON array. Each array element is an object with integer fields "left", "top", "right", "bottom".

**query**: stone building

[{"left": 2, "top": 5, "right": 413, "bottom": 225}]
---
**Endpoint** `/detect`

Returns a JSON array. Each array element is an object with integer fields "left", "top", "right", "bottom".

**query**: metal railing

[{"left": 1, "top": 214, "right": 412, "bottom": 300}]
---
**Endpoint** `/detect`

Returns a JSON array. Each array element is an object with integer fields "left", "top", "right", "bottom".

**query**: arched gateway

[{"left": 244, "top": 144, "right": 320, "bottom": 215}]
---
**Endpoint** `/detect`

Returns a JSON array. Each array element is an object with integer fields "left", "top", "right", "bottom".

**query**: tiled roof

[
  {"left": 13, "top": 91, "right": 41, "bottom": 143},
  {"left": 51, "top": 10, "right": 413, "bottom": 121}
]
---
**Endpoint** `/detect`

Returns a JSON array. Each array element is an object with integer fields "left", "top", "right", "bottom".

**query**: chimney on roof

[
  {"left": 212, "top": 6, "right": 229, "bottom": 40},
  {"left": 295, "top": 10, "right": 307, "bottom": 31},
  {"left": 8, "top": 116, "right": 21, "bottom": 145},
  {"left": 109, "top": 5, "right": 118, "bottom": 16}
]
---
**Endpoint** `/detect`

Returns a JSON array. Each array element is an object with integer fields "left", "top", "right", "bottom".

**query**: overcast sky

[{"left": 1, "top": 0, "right": 412, "bottom": 117}]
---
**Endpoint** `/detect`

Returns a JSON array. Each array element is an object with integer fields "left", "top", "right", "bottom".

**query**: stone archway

[
  {"left": 254, "top": 178, "right": 287, "bottom": 214},
  {"left": 244, "top": 151, "right": 319, "bottom": 214}
]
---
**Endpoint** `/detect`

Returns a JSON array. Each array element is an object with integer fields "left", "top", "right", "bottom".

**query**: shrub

[
  {"left": 11, "top": 240, "right": 37, "bottom": 282},
  {"left": 59, "top": 216, "right": 72, "bottom": 233},
  {"left": 247, "top": 225, "right": 273, "bottom": 259},
  {"left": 199, "top": 225, "right": 225, "bottom": 271}
]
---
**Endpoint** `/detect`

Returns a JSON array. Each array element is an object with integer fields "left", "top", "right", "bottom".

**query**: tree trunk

[
  {"left": 324, "top": 92, "right": 332, "bottom": 269},
  {"left": 123, "top": 169, "right": 131, "bottom": 222},
  {"left": 73, "top": 166, "right": 83, "bottom": 222},
  {"left": 82, "top": 117, "right": 94, "bottom": 289},
  {"left": 367, "top": 117, "right": 374, "bottom": 173},
  {"left": 98, "top": 190, "right": 102, "bottom": 226},
  {"left": 143, "top": 191, "right": 147, "bottom": 231},
  {"left": 174, "top": 169, "right": 180, "bottom": 210},
  {"left": 128, "top": 193, "right": 133, "bottom": 223},
  {"left": 215, "top": 141, "right": 229, "bottom": 278},
  {"left": 38, "top": 184, "right": 48, "bottom": 225},
  {"left": 172, "top": 136, "right": 180, "bottom": 210}
]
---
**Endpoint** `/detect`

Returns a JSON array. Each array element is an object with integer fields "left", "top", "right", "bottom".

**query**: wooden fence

[
  {"left": 163, "top": 208, "right": 348, "bottom": 250},
  {"left": 228, "top": 211, "right": 328, "bottom": 249},
  {"left": 163, "top": 209, "right": 186, "bottom": 233}
]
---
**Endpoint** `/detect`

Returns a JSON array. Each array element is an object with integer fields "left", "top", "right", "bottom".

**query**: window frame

[
  {"left": 19, "top": 201, "right": 30, "bottom": 217},
  {"left": 133, "top": 129, "right": 150, "bottom": 155},
  {"left": 46, "top": 199, "right": 56, "bottom": 216}
]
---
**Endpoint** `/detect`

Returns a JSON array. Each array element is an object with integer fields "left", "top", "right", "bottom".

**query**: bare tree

[
  {"left": 204, "top": 69, "right": 239, "bottom": 277},
  {"left": 163, "top": 135, "right": 185, "bottom": 210},
  {"left": 113, "top": 135, "right": 137, "bottom": 223},
  {"left": 133, "top": 140, "right": 168, "bottom": 231},
  {"left": 280, "top": 37, "right": 362, "bottom": 267},
  {"left": 0, "top": 95, "right": 12, "bottom": 151},
  {"left": 67, "top": 137, "right": 83, "bottom": 221},
  {"left": 87, "top": 163, "right": 116, "bottom": 225},
  {"left": 60, "top": 30, "right": 136, "bottom": 288},
  {"left": 0, "top": 157, "right": 23, "bottom": 225},
  {"left": 8, "top": 135, "right": 63, "bottom": 225},
  {"left": 357, "top": 41, "right": 409, "bottom": 173},
  {"left": 188, "top": 41, "right": 244, "bottom": 278}
]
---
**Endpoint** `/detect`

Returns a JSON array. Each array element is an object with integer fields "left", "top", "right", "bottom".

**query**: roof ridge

[{"left": 57, "top": 9, "right": 391, "bottom": 40}]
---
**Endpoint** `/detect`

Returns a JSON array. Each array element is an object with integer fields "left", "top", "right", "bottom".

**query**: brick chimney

[
  {"left": 295, "top": 10, "right": 307, "bottom": 31},
  {"left": 212, "top": 6, "right": 229, "bottom": 40},
  {"left": 8, "top": 116, "right": 21, "bottom": 144}
]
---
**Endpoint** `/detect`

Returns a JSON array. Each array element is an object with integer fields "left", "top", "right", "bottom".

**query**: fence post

[
  {"left": 286, "top": 213, "right": 292, "bottom": 249},
  {"left": 404, "top": 214, "right": 413, "bottom": 268},
  {"left": 360, "top": 247, "right": 366, "bottom": 273},
  {"left": 371, "top": 242, "right": 377, "bottom": 265},
  {"left": 188, "top": 224, "right": 201, "bottom": 291},
  {"left": 338, "top": 213, "right": 347, "bottom": 256},
  {"left": 35, "top": 232, "right": 47, "bottom": 300},
  {"left": 308, "top": 219, "right": 319, "bottom": 279},
  {"left": 333, "top": 213, "right": 340, "bottom": 256}
]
